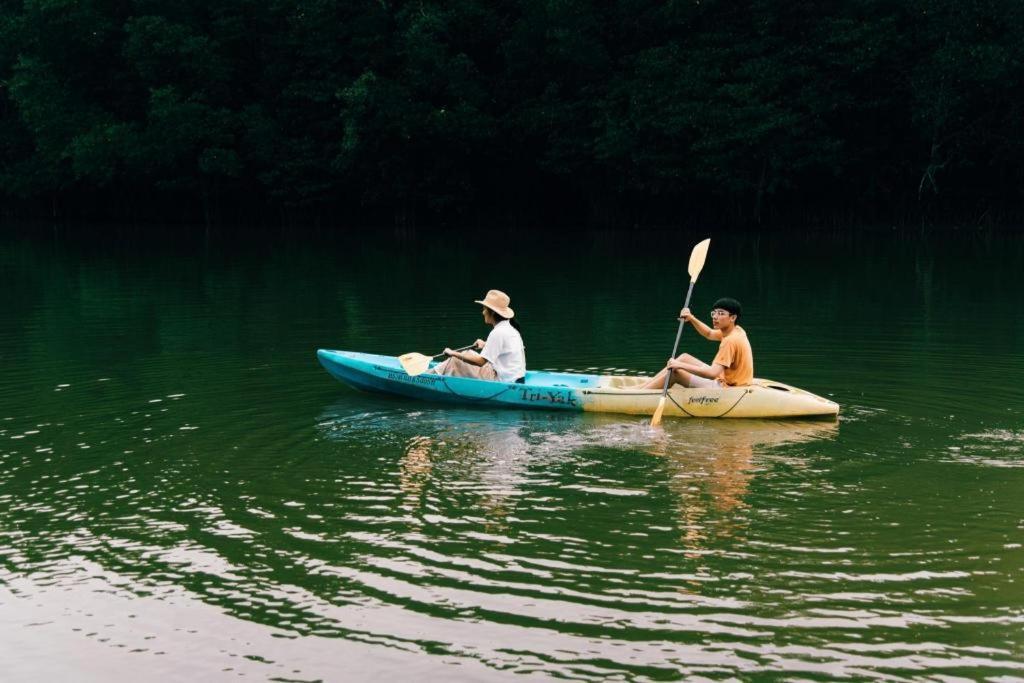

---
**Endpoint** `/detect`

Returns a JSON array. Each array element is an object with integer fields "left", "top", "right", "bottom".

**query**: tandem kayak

[{"left": 317, "top": 350, "right": 839, "bottom": 419}]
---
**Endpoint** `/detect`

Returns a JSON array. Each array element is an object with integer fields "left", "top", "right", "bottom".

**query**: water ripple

[{"left": 2, "top": 231, "right": 1023, "bottom": 679}]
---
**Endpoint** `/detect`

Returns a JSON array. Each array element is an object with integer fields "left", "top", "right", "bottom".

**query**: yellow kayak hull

[{"left": 581, "top": 376, "right": 839, "bottom": 419}]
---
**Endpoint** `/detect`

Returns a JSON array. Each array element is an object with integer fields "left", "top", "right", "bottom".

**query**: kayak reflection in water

[
  {"left": 428, "top": 289, "right": 526, "bottom": 383},
  {"left": 641, "top": 297, "right": 754, "bottom": 390}
]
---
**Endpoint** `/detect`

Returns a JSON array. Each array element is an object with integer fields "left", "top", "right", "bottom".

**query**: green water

[{"left": 1, "top": 228, "right": 1022, "bottom": 680}]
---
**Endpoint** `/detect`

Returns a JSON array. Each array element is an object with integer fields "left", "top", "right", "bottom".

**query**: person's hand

[
  {"left": 678, "top": 307, "right": 693, "bottom": 322},
  {"left": 667, "top": 357, "right": 685, "bottom": 370},
  {"left": 443, "top": 347, "right": 456, "bottom": 357},
  {"left": 474, "top": 339, "right": 486, "bottom": 350}
]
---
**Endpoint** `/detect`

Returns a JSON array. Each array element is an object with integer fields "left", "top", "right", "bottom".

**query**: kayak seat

[{"left": 601, "top": 376, "right": 651, "bottom": 389}]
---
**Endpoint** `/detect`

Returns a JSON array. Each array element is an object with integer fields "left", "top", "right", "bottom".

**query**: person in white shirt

[{"left": 428, "top": 289, "right": 526, "bottom": 383}]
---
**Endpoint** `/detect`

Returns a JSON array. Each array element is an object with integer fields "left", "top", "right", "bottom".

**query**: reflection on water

[
  {"left": 399, "top": 435, "right": 434, "bottom": 513},
  {"left": 948, "top": 429, "right": 1024, "bottom": 468},
  {"left": 305, "top": 406, "right": 1023, "bottom": 679},
  {"left": 0, "top": 402, "right": 1019, "bottom": 680},
  {"left": 383, "top": 407, "right": 839, "bottom": 549},
  {"left": 2, "top": 229, "right": 1023, "bottom": 679},
  {"left": 367, "top": 408, "right": 839, "bottom": 564}
]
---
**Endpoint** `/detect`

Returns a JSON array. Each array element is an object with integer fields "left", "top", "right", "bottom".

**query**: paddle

[
  {"left": 651, "top": 238, "right": 711, "bottom": 426},
  {"left": 399, "top": 344, "right": 476, "bottom": 377}
]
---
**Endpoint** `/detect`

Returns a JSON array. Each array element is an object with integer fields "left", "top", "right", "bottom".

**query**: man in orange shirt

[{"left": 642, "top": 297, "right": 754, "bottom": 390}]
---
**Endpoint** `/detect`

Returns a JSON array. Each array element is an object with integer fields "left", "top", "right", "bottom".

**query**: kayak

[{"left": 317, "top": 350, "right": 839, "bottom": 419}]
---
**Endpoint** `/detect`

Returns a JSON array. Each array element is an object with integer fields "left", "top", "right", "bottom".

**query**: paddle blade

[
  {"left": 687, "top": 238, "right": 711, "bottom": 282},
  {"left": 398, "top": 352, "right": 432, "bottom": 376},
  {"left": 650, "top": 396, "right": 667, "bottom": 426}
]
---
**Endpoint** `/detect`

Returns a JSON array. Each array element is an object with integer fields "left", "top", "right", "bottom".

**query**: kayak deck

[{"left": 317, "top": 349, "right": 839, "bottom": 419}]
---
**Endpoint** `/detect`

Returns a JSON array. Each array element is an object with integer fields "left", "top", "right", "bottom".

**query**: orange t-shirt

[{"left": 712, "top": 326, "right": 754, "bottom": 386}]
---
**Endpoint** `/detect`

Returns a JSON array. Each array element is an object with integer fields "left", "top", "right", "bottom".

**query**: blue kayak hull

[{"left": 317, "top": 350, "right": 589, "bottom": 410}]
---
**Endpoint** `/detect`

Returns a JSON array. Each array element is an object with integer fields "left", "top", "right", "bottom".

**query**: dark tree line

[{"left": 1, "top": 0, "right": 1023, "bottom": 228}]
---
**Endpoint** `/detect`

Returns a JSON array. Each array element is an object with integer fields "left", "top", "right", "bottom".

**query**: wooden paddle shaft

[{"left": 660, "top": 280, "right": 696, "bottom": 395}]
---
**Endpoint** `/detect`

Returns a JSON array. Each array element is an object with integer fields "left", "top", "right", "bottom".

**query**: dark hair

[
  {"left": 493, "top": 311, "right": 521, "bottom": 332},
  {"left": 712, "top": 297, "right": 742, "bottom": 322}
]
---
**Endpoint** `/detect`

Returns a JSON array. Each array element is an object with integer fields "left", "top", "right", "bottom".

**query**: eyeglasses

[{"left": 710, "top": 309, "right": 734, "bottom": 318}]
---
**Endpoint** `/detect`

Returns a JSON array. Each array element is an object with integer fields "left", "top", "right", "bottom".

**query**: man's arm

[
  {"left": 444, "top": 348, "right": 488, "bottom": 367},
  {"left": 680, "top": 308, "right": 722, "bottom": 341},
  {"left": 670, "top": 358, "right": 726, "bottom": 380}
]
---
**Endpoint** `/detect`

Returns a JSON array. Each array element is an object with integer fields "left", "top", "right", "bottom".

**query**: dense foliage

[{"left": 1, "top": 0, "right": 1022, "bottom": 227}]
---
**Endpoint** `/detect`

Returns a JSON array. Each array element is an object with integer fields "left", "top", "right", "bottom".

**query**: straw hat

[{"left": 474, "top": 289, "right": 515, "bottom": 319}]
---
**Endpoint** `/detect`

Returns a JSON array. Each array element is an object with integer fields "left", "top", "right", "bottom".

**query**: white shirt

[{"left": 481, "top": 320, "right": 526, "bottom": 382}]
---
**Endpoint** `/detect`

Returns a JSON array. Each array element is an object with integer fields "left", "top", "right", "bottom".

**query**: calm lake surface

[{"left": 0, "top": 226, "right": 1022, "bottom": 681}]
